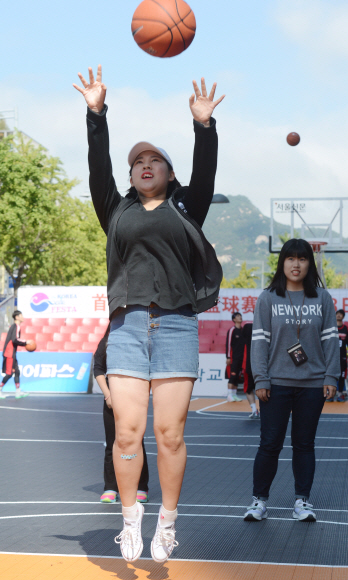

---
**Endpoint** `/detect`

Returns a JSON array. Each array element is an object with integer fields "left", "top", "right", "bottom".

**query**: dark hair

[
  {"left": 127, "top": 160, "right": 181, "bottom": 199},
  {"left": 336, "top": 309, "right": 345, "bottom": 318},
  {"left": 232, "top": 312, "right": 242, "bottom": 320},
  {"left": 12, "top": 310, "right": 22, "bottom": 320},
  {"left": 268, "top": 238, "right": 323, "bottom": 298}
]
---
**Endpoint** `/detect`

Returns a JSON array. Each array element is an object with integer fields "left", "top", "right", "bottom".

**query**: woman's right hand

[
  {"left": 73, "top": 64, "right": 107, "bottom": 114},
  {"left": 256, "top": 388, "right": 271, "bottom": 402}
]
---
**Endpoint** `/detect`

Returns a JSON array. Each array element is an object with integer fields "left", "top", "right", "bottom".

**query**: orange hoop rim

[{"left": 309, "top": 241, "right": 328, "bottom": 252}]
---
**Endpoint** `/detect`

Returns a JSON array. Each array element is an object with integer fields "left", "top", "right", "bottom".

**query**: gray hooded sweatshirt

[{"left": 251, "top": 287, "right": 340, "bottom": 391}]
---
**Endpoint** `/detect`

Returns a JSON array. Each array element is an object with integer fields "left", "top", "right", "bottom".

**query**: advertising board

[{"left": 1, "top": 352, "right": 92, "bottom": 393}]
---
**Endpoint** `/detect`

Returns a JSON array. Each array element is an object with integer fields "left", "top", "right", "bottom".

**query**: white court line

[
  {"left": 1, "top": 501, "right": 348, "bottom": 513},
  {"left": 0, "top": 512, "right": 347, "bottom": 527},
  {"left": 0, "top": 406, "right": 100, "bottom": 415},
  {"left": 0, "top": 551, "right": 346, "bottom": 568},
  {"left": 152, "top": 435, "right": 348, "bottom": 440},
  {"left": 196, "top": 411, "right": 348, "bottom": 422},
  {"left": 1, "top": 438, "right": 348, "bottom": 450},
  {"left": 0, "top": 439, "right": 105, "bottom": 444},
  {"left": 145, "top": 452, "right": 348, "bottom": 461},
  {"left": 195, "top": 401, "right": 230, "bottom": 413}
]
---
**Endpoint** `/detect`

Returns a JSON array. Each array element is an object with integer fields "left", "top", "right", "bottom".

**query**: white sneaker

[
  {"left": 115, "top": 502, "right": 144, "bottom": 562},
  {"left": 231, "top": 394, "right": 242, "bottom": 402},
  {"left": 15, "top": 391, "right": 29, "bottom": 399},
  {"left": 227, "top": 392, "right": 233, "bottom": 402},
  {"left": 0, "top": 391, "right": 7, "bottom": 399},
  {"left": 244, "top": 497, "right": 268, "bottom": 521},
  {"left": 151, "top": 517, "right": 179, "bottom": 563},
  {"left": 293, "top": 499, "right": 316, "bottom": 522},
  {"left": 249, "top": 410, "right": 260, "bottom": 419}
]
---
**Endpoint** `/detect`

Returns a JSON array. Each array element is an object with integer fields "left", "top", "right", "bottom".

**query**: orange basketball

[
  {"left": 131, "top": 0, "right": 196, "bottom": 58},
  {"left": 25, "top": 340, "right": 37, "bottom": 352},
  {"left": 287, "top": 132, "right": 300, "bottom": 146}
]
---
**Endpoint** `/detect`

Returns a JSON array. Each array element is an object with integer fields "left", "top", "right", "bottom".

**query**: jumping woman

[
  {"left": 73, "top": 65, "right": 224, "bottom": 562},
  {"left": 245, "top": 238, "right": 340, "bottom": 523}
]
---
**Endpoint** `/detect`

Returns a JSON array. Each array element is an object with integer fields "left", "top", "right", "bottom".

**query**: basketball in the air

[
  {"left": 26, "top": 340, "right": 37, "bottom": 352},
  {"left": 286, "top": 132, "right": 300, "bottom": 146},
  {"left": 131, "top": 0, "right": 196, "bottom": 58}
]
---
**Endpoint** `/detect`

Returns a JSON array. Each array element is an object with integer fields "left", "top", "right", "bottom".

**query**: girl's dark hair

[
  {"left": 268, "top": 238, "right": 323, "bottom": 298},
  {"left": 127, "top": 160, "right": 181, "bottom": 199}
]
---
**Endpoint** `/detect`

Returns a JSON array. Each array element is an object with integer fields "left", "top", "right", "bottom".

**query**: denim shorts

[{"left": 107, "top": 303, "right": 199, "bottom": 381}]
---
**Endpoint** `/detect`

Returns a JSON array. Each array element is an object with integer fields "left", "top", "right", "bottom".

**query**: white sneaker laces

[
  {"left": 299, "top": 500, "right": 313, "bottom": 510},
  {"left": 154, "top": 525, "right": 179, "bottom": 549},
  {"left": 115, "top": 522, "right": 139, "bottom": 548}
]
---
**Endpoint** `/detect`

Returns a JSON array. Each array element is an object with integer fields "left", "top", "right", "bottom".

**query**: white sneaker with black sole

[
  {"left": 292, "top": 499, "right": 316, "bottom": 522},
  {"left": 151, "top": 517, "right": 179, "bottom": 563},
  {"left": 244, "top": 497, "right": 268, "bottom": 521},
  {"left": 115, "top": 502, "right": 144, "bottom": 562}
]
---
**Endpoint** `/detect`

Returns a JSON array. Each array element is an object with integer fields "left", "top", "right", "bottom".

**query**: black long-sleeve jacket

[
  {"left": 87, "top": 106, "right": 223, "bottom": 318},
  {"left": 93, "top": 327, "right": 109, "bottom": 378},
  {"left": 3, "top": 323, "right": 26, "bottom": 362}
]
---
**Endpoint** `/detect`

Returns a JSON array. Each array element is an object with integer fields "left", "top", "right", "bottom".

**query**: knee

[
  {"left": 259, "top": 438, "right": 283, "bottom": 456},
  {"left": 154, "top": 425, "right": 183, "bottom": 454},
  {"left": 115, "top": 427, "right": 142, "bottom": 452},
  {"left": 292, "top": 441, "right": 314, "bottom": 453}
]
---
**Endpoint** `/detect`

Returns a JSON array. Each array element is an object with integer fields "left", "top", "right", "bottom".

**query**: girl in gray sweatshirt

[{"left": 244, "top": 239, "right": 340, "bottom": 523}]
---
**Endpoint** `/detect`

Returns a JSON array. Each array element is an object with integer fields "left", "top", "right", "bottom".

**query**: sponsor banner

[
  {"left": 18, "top": 286, "right": 348, "bottom": 322},
  {"left": 193, "top": 354, "right": 227, "bottom": 397},
  {"left": 1, "top": 352, "right": 92, "bottom": 393},
  {"left": 18, "top": 286, "right": 109, "bottom": 319},
  {"left": 199, "top": 288, "right": 348, "bottom": 320}
]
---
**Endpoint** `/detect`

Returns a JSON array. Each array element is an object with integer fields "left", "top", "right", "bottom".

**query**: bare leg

[
  {"left": 152, "top": 378, "right": 194, "bottom": 510},
  {"left": 246, "top": 390, "right": 256, "bottom": 408},
  {"left": 109, "top": 375, "right": 150, "bottom": 507}
]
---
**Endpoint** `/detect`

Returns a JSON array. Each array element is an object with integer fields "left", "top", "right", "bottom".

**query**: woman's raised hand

[
  {"left": 73, "top": 65, "right": 107, "bottom": 113},
  {"left": 189, "top": 78, "right": 225, "bottom": 127}
]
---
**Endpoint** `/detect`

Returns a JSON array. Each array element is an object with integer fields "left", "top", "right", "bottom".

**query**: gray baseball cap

[{"left": 128, "top": 142, "right": 173, "bottom": 169}]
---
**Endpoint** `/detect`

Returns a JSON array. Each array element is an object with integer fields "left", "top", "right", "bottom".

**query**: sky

[{"left": 1, "top": 0, "right": 348, "bottom": 235}]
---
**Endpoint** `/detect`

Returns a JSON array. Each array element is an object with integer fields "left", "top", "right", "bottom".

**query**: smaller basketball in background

[
  {"left": 26, "top": 340, "right": 37, "bottom": 352},
  {"left": 287, "top": 132, "right": 300, "bottom": 146}
]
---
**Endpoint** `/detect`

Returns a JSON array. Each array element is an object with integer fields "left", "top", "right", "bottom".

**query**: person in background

[
  {"left": 245, "top": 238, "right": 339, "bottom": 523},
  {"left": 225, "top": 312, "right": 244, "bottom": 402},
  {"left": 241, "top": 319, "right": 259, "bottom": 419},
  {"left": 0, "top": 310, "right": 32, "bottom": 399},
  {"left": 334, "top": 309, "right": 348, "bottom": 402},
  {"left": 94, "top": 326, "right": 149, "bottom": 504}
]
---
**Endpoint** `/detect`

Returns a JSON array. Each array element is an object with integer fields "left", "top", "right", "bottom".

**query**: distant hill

[{"left": 202, "top": 195, "right": 348, "bottom": 281}]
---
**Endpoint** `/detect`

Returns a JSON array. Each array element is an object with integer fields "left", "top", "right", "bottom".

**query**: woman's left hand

[
  {"left": 323, "top": 385, "right": 336, "bottom": 399},
  {"left": 189, "top": 78, "right": 225, "bottom": 127}
]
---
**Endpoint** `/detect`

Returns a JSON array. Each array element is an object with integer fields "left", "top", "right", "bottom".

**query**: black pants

[
  {"left": 253, "top": 385, "right": 325, "bottom": 500},
  {"left": 103, "top": 401, "right": 149, "bottom": 492},
  {"left": 1, "top": 360, "right": 20, "bottom": 385},
  {"left": 338, "top": 359, "right": 347, "bottom": 393}
]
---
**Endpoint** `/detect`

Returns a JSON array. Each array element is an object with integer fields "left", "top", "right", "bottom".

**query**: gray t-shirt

[{"left": 251, "top": 287, "right": 340, "bottom": 390}]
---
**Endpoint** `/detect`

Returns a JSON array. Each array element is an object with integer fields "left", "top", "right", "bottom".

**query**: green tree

[
  {"left": 0, "top": 131, "right": 107, "bottom": 292},
  {"left": 322, "top": 257, "right": 345, "bottom": 289},
  {"left": 221, "top": 262, "right": 259, "bottom": 288}
]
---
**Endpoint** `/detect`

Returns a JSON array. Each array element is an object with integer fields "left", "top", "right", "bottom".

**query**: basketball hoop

[
  {"left": 308, "top": 241, "right": 327, "bottom": 288},
  {"left": 309, "top": 241, "right": 328, "bottom": 253}
]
